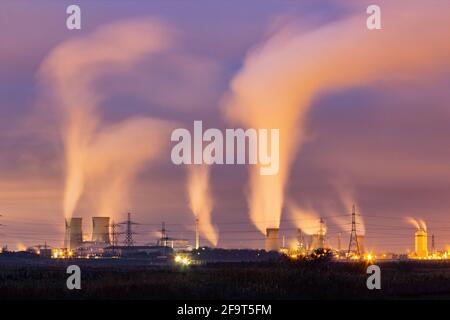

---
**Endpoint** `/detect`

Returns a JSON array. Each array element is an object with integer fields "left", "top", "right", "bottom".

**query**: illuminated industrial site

[
  {"left": 1, "top": 0, "right": 450, "bottom": 303},
  {"left": 2, "top": 205, "right": 450, "bottom": 264}
]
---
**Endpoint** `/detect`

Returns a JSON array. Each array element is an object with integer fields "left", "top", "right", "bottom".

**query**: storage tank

[
  {"left": 265, "top": 228, "right": 279, "bottom": 252},
  {"left": 415, "top": 229, "right": 428, "bottom": 258},
  {"left": 65, "top": 217, "right": 83, "bottom": 250},
  {"left": 92, "top": 217, "right": 111, "bottom": 244}
]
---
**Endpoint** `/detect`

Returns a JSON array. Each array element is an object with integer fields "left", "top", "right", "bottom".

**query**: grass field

[{"left": 1, "top": 257, "right": 450, "bottom": 299}]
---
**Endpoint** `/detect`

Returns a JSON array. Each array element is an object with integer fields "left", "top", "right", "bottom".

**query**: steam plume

[
  {"left": 407, "top": 217, "right": 427, "bottom": 232},
  {"left": 223, "top": 2, "right": 450, "bottom": 234},
  {"left": 38, "top": 19, "right": 174, "bottom": 219},
  {"left": 418, "top": 219, "right": 427, "bottom": 232},
  {"left": 332, "top": 180, "right": 365, "bottom": 235},
  {"left": 187, "top": 165, "right": 218, "bottom": 246},
  {"left": 288, "top": 202, "right": 325, "bottom": 236}
]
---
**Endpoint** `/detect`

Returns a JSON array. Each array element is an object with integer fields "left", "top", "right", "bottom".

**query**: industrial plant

[
  {"left": 50, "top": 213, "right": 196, "bottom": 261},
  {"left": 1, "top": 204, "right": 448, "bottom": 264}
]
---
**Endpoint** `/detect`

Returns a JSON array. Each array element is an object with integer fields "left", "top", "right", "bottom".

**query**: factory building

[
  {"left": 297, "top": 228, "right": 307, "bottom": 255},
  {"left": 104, "top": 245, "right": 174, "bottom": 259},
  {"left": 309, "top": 233, "right": 326, "bottom": 250},
  {"left": 309, "top": 218, "right": 328, "bottom": 250},
  {"left": 265, "top": 228, "right": 280, "bottom": 252},
  {"left": 163, "top": 238, "right": 192, "bottom": 252}
]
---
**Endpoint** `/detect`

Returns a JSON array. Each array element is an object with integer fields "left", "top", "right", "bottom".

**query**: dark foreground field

[{"left": 1, "top": 257, "right": 450, "bottom": 299}]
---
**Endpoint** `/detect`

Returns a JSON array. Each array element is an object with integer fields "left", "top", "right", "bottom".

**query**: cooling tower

[
  {"left": 357, "top": 235, "right": 365, "bottom": 254},
  {"left": 265, "top": 228, "right": 279, "bottom": 252},
  {"left": 415, "top": 229, "right": 428, "bottom": 258},
  {"left": 92, "top": 217, "right": 111, "bottom": 244},
  {"left": 65, "top": 217, "right": 83, "bottom": 250}
]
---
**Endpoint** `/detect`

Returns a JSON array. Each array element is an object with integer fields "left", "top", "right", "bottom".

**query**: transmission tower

[
  {"left": 110, "top": 220, "right": 119, "bottom": 254},
  {"left": 119, "top": 212, "right": 138, "bottom": 247},
  {"left": 347, "top": 204, "right": 361, "bottom": 257},
  {"left": 160, "top": 222, "right": 168, "bottom": 247}
]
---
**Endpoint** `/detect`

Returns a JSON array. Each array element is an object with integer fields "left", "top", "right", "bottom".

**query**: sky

[{"left": 0, "top": 0, "right": 449, "bottom": 253}]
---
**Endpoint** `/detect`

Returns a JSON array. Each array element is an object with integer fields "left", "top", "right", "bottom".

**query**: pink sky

[{"left": 0, "top": 0, "right": 449, "bottom": 253}]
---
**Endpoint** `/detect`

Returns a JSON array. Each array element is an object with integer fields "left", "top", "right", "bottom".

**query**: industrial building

[
  {"left": 309, "top": 218, "right": 328, "bottom": 251},
  {"left": 13, "top": 210, "right": 447, "bottom": 263},
  {"left": 56, "top": 215, "right": 185, "bottom": 260},
  {"left": 296, "top": 228, "right": 307, "bottom": 255}
]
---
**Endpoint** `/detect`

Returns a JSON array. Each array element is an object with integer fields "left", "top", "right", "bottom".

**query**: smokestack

[
  {"left": 195, "top": 217, "right": 200, "bottom": 250},
  {"left": 65, "top": 217, "right": 83, "bottom": 250},
  {"left": 415, "top": 229, "right": 428, "bottom": 258},
  {"left": 265, "top": 228, "right": 279, "bottom": 252},
  {"left": 92, "top": 217, "right": 111, "bottom": 244}
]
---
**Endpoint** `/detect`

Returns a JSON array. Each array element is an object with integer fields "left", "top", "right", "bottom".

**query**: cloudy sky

[{"left": 0, "top": 0, "right": 449, "bottom": 253}]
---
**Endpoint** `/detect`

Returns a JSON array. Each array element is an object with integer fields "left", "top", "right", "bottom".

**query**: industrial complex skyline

[{"left": 1, "top": 0, "right": 450, "bottom": 255}]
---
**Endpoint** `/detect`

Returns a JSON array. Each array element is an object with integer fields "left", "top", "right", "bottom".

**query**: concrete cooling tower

[
  {"left": 92, "top": 217, "right": 111, "bottom": 244},
  {"left": 265, "top": 228, "right": 280, "bottom": 252},
  {"left": 65, "top": 217, "right": 83, "bottom": 250},
  {"left": 415, "top": 229, "right": 428, "bottom": 258}
]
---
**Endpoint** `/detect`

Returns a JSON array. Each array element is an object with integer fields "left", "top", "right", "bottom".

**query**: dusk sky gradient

[{"left": 0, "top": 0, "right": 449, "bottom": 253}]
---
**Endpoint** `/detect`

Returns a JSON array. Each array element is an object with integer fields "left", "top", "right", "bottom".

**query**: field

[{"left": 1, "top": 257, "right": 450, "bottom": 299}]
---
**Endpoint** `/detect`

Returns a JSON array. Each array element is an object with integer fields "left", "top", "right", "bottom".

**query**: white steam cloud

[
  {"left": 407, "top": 217, "right": 427, "bottom": 232},
  {"left": 187, "top": 165, "right": 218, "bottom": 246},
  {"left": 288, "top": 202, "right": 325, "bottom": 236},
  {"left": 331, "top": 179, "right": 365, "bottom": 235},
  {"left": 223, "top": 1, "right": 450, "bottom": 235},
  {"left": 38, "top": 19, "right": 175, "bottom": 219}
]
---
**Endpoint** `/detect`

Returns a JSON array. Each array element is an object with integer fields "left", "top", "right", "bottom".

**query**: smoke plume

[
  {"left": 407, "top": 217, "right": 427, "bottom": 232},
  {"left": 407, "top": 217, "right": 420, "bottom": 230},
  {"left": 38, "top": 19, "right": 175, "bottom": 219},
  {"left": 187, "top": 165, "right": 218, "bottom": 246},
  {"left": 418, "top": 219, "right": 427, "bottom": 232},
  {"left": 332, "top": 180, "right": 366, "bottom": 235},
  {"left": 223, "top": 1, "right": 450, "bottom": 234},
  {"left": 288, "top": 202, "right": 325, "bottom": 236}
]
